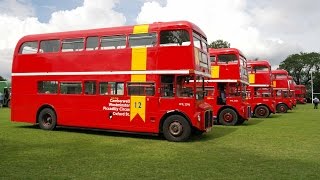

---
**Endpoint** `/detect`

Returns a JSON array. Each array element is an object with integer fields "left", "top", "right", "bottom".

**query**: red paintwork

[
  {"left": 288, "top": 76, "right": 297, "bottom": 107},
  {"left": 271, "top": 70, "right": 293, "bottom": 110},
  {"left": 206, "top": 48, "right": 251, "bottom": 122},
  {"left": 247, "top": 60, "right": 276, "bottom": 116},
  {"left": 11, "top": 21, "right": 213, "bottom": 135},
  {"left": 295, "top": 85, "right": 306, "bottom": 104}
]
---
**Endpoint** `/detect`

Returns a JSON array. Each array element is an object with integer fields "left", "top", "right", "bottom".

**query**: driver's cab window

[
  {"left": 176, "top": 76, "right": 194, "bottom": 98},
  {"left": 160, "top": 75, "right": 174, "bottom": 97}
]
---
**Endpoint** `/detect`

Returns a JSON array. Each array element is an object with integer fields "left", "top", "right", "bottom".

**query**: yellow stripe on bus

[
  {"left": 131, "top": 48, "right": 147, "bottom": 82},
  {"left": 249, "top": 74, "right": 255, "bottom": 84},
  {"left": 133, "top": 25, "right": 149, "bottom": 34},
  {"left": 130, "top": 24, "right": 149, "bottom": 122},
  {"left": 211, "top": 66, "right": 219, "bottom": 78}
]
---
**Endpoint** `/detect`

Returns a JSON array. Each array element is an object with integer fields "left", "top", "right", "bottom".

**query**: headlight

[{"left": 197, "top": 114, "right": 201, "bottom": 122}]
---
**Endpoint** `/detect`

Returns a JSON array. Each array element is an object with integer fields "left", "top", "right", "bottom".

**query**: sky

[{"left": 0, "top": 0, "right": 319, "bottom": 79}]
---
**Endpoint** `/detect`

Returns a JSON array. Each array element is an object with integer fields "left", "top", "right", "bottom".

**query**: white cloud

[
  {"left": 0, "top": 0, "right": 35, "bottom": 18},
  {"left": 0, "top": 0, "right": 126, "bottom": 79},
  {"left": 136, "top": 0, "right": 306, "bottom": 66}
]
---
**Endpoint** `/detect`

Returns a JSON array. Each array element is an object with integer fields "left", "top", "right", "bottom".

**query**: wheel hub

[
  {"left": 169, "top": 122, "right": 183, "bottom": 136},
  {"left": 258, "top": 109, "right": 266, "bottom": 116},
  {"left": 223, "top": 113, "right": 233, "bottom": 122},
  {"left": 43, "top": 114, "right": 52, "bottom": 126}
]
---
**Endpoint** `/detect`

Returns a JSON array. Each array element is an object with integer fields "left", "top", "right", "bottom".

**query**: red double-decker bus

[
  {"left": 247, "top": 60, "right": 276, "bottom": 118},
  {"left": 288, "top": 76, "right": 297, "bottom": 107},
  {"left": 295, "top": 85, "right": 306, "bottom": 104},
  {"left": 271, "top": 70, "right": 293, "bottom": 113},
  {"left": 11, "top": 21, "right": 213, "bottom": 142},
  {"left": 205, "top": 48, "right": 251, "bottom": 126}
]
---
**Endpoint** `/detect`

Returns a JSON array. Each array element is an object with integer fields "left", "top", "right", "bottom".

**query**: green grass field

[{"left": 1, "top": 105, "right": 320, "bottom": 179}]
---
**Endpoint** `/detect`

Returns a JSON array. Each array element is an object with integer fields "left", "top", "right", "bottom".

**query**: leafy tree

[
  {"left": 0, "top": 76, "right": 6, "bottom": 81},
  {"left": 208, "top": 39, "right": 230, "bottom": 49},
  {"left": 279, "top": 52, "right": 320, "bottom": 96}
]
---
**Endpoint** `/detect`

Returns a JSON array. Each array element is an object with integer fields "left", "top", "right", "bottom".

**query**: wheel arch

[{"left": 36, "top": 104, "right": 57, "bottom": 124}]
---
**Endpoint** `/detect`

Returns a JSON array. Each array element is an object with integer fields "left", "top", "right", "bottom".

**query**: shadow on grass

[
  {"left": 267, "top": 114, "right": 282, "bottom": 119},
  {"left": 242, "top": 119, "right": 264, "bottom": 126},
  {"left": 190, "top": 126, "right": 238, "bottom": 142},
  {"left": 16, "top": 125, "right": 164, "bottom": 141},
  {"left": 16, "top": 125, "right": 220, "bottom": 142}
]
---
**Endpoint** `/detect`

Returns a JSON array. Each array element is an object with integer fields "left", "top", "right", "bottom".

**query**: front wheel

[
  {"left": 38, "top": 108, "right": 57, "bottom": 130},
  {"left": 277, "top": 104, "right": 288, "bottom": 113},
  {"left": 163, "top": 115, "right": 191, "bottom": 142},
  {"left": 218, "top": 108, "right": 238, "bottom": 126},
  {"left": 254, "top": 105, "right": 270, "bottom": 118}
]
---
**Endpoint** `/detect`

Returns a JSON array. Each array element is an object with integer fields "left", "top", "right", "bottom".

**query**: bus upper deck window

[
  {"left": 19, "top": 41, "right": 38, "bottom": 54},
  {"left": 101, "top": 35, "right": 126, "bottom": 50},
  {"left": 160, "top": 30, "right": 190, "bottom": 46},
  {"left": 86, "top": 37, "right": 99, "bottom": 51},
  {"left": 129, "top": 33, "right": 156, "bottom": 48},
  {"left": 40, "top": 40, "right": 60, "bottom": 53},
  {"left": 62, "top": 38, "right": 84, "bottom": 52}
]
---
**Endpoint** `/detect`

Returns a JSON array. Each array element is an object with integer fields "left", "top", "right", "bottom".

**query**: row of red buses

[
  {"left": 247, "top": 60, "right": 276, "bottom": 118},
  {"left": 295, "top": 85, "right": 307, "bottom": 104},
  {"left": 11, "top": 21, "right": 213, "bottom": 142},
  {"left": 205, "top": 48, "right": 251, "bottom": 126}
]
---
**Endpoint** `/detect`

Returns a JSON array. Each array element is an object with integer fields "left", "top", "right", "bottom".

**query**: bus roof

[
  {"left": 271, "top": 69, "right": 289, "bottom": 76},
  {"left": 247, "top": 60, "right": 271, "bottom": 68},
  {"left": 209, "top": 48, "right": 246, "bottom": 58},
  {"left": 18, "top": 21, "right": 206, "bottom": 42}
]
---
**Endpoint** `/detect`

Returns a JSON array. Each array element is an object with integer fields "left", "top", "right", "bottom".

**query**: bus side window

[
  {"left": 99, "top": 82, "right": 124, "bottom": 95},
  {"left": 19, "top": 41, "right": 38, "bottom": 54},
  {"left": 128, "top": 83, "right": 155, "bottom": 96},
  {"left": 101, "top": 35, "right": 126, "bottom": 50},
  {"left": 37, "top": 81, "right": 58, "bottom": 94},
  {"left": 86, "top": 36, "right": 99, "bottom": 51},
  {"left": 129, "top": 33, "right": 156, "bottom": 48},
  {"left": 109, "top": 82, "right": 124, "bottom": 95},
  {"left": 40, "top": 40, "right": 60, "bottom": 53},
  {"left": 62, "top": 38, "right": 84, "bottom": 52},
  {"left": 84, "top": 81, "right": 96, "bottom": 95},
  {"left": 99, "top": 82, "right": 108, "bottom": 95},
  {"left": 60, "top": 82, "right": 82, "bottom": 94}
]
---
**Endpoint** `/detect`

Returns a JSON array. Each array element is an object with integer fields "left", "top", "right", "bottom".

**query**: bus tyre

[
  {"left": 255, "top": 105, "right": 269, "bottom": 118},
  {"left": 163, "top": 115, "right": 191, "bottom": 142},
  {"left": 219, "top": 108, "right": 238, "bottom": 126},
  {"left": 38, "top": 108, "right": 57, "bottom": 130},
  {"left": 277, "top": 104, "right": 288, "bottom": 113}
]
